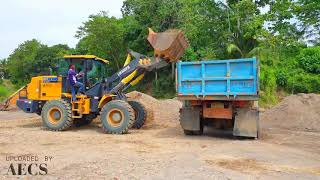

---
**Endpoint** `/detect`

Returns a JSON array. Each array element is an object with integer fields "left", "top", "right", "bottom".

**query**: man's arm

[{"left": 76, "top": 71, "right": 84, "bottom": 77}]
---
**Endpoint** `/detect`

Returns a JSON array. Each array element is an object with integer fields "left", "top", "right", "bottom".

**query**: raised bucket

[{"left": 147, "top": 28, "right": 189, "bottom": 62}]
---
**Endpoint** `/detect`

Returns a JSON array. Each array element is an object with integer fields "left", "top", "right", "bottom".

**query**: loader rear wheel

[
  {"left": 129, "top": 101, "right": 147, "bottom": 129},
  {"left": 41, "top": 99, "right": 72, "bottom": 131},
  {"left": 100, "top": 100, "right": 134, "bottom": 134}
]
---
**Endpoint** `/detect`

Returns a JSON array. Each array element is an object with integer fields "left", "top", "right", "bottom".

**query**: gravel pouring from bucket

[{"left": 147, "top": 28, "right": 189, "bottom": 62}]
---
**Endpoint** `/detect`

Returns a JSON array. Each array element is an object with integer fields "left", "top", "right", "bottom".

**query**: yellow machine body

[{"left": 27, "top": 76, "right": 62, "bottom": 100}]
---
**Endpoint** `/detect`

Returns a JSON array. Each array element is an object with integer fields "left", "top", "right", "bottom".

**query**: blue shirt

[{"left": 68, "top": 69, "right": 77, "bottom": 85}]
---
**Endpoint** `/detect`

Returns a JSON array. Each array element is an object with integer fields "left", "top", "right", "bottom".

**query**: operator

[{"left": 68, "top": 64, "right": 85, "bottom": 101}]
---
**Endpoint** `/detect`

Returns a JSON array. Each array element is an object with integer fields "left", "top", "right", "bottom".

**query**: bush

[
  {"left": 286, "top": 73, "right": 320, "bottom": 93},
  {"left": 152, "top": 67, "right": 176, "bottom": 99},
  {"left": 297, "top": 46, "right": 320, "bottom": 74},
  {"left": 0, "top": 85, "right": 9, "bottom": 101},
  {"left": 259, "top": 66, "right": 278, "bottom": 106}
]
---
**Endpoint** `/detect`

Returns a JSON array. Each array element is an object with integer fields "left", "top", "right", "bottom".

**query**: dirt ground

[{"left": 0, "top": 93, "right": 319, "bottom": 179}]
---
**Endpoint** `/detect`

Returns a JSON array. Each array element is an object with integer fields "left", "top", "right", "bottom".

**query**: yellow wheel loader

[{"left": 15, "top": 29, "right": 188, "bottom": 134}]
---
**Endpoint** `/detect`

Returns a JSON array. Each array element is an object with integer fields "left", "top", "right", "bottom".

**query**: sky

[{"left": 0, "top": 0, "right": 124, "bottom": 59}]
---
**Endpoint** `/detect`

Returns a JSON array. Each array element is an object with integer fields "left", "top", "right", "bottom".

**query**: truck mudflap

[
  {"left": 233, "top": 108, "right": 259, "bottom": 138},
  {"left": 179, "top": 107, "right": 201, "bottom": 131}
]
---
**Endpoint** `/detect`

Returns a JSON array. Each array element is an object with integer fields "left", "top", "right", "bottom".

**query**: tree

[
  {"left": 6, "top": 39, "right": 71, "bottom": 85},
  {"left": 7, "top": 39, "right": 41, "bottom": 85},
  {"left": 295, "top": 0, "right": 320, "bottom": 44},
  {"left": 75, "top": 11, "right": 126, "bottom": 71},
  {"left": 0, "top": 59, "right": 8, "bottom": 80}
]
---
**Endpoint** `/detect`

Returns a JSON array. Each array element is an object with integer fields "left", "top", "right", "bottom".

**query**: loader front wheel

[
  {"left": 41, "top": 99, "right": 72, "bottom": 131},
  {"left": 100, "top": 100, "right": 135, "bottom": 134},
  {"left": 129, "top": 100, "right": 147, "bottom": 129}
]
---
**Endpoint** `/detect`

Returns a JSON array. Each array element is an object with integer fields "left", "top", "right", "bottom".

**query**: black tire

[
  {"left": 100, "top": 100, "right": 135, "bottom": 134},
  {"left": 180, "top": 110, "right": 203, "bottom": 136},
  {"left": 128, "top": 101, "right": 147, "bottom": 129},
  {"left": 41, "top": 99, "right": 72, "bottom": 131},
  {"left": 36, "top": 111, "right": 41, "bottom": 116},
  {"left": 183, "top": 128, "right": 203, "bottom": 136},
  {"left": 184, "top": 130, "right": 194, "bottom": 135},
  {"left": 74, "top": 114, "right": 97, "bottom": 127}
]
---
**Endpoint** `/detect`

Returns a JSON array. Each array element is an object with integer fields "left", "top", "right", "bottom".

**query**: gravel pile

[
  {"left": 127, "top": 91, "right": 182, "bottom": 128},
  {"left": 261, "top": 93, "right": 320, "bottom": 132}
]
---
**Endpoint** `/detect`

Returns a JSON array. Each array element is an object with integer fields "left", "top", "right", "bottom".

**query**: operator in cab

[{"left": 68, "top": 64, "right": 85, "bottom": 101}]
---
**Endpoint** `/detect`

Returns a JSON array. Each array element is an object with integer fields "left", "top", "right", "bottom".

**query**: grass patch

[{"left": 0, "top": 79, "right": 19, "bottom": 102}]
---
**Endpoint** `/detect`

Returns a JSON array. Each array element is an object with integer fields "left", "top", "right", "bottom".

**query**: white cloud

[{"left": 0, "top": 0, "right": 124, "bottom": 59}]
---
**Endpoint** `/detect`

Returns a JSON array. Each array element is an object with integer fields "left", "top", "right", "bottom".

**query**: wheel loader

[{"left": 15, "top": 28, "right": 189, "bottom": 134}]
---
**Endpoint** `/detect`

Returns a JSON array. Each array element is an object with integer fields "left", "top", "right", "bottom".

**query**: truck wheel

[
  {"left": 183, "top": 121, "right": 203, "bottom": 135},
  {"left": 100, "top": 100, "right": 135, "bottom": 134},
  {"left": 128, "top": 101, "right": 147, "bottom": 129},
  {"left": 74, "top": 114, "right": 97, "bottom": 127},
  {"left": 183, "top": 128, "right": 203, "bottom": 135},
  {"left": 183, "top": 130, "right": 194, "bottom": 135},
  {"left": 41, "top": 99, "right": 72, "bottom": 131}
]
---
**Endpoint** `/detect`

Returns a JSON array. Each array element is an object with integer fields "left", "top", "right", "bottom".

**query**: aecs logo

[
  {"left": 4, "top": 155, "right": 53, "bottom": 176},
  {"left": 6, "top": 163, "right": 47, "bottom": 175}
]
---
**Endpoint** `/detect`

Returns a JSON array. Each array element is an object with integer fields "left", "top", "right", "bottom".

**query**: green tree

[
  {"left": 297, "top": 46, "right": 320, "bottom": 74},
  {"left": 75, "top": 11, "right": 126, "bottom": 72},
  {"left": 6, "top": 39, "right": 71, "bottom": 85},
  {"left": 295, "top": 0, "right": 320, "bottom": 44},
  {"left": 7, "top": 39, "right": 41, "bottom": 85},
  {"left": 0, "top": 59, "right": 8, "bottom": 80}
]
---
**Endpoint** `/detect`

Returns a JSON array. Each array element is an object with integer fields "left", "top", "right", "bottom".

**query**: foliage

[
  {"left": 0, "top": 85, "right": 9, "bottom": 101},
  {"left": 297, "top": 46, "right": 320, "bottom": 74},
  {"left": 295, "top": 0, "right": 320, "bottom": 44},
  {"left": 286, "top": 72, "right": 320, "bottom": 94},
  {"left": 0, "top": 59, "right": 9, "bottom": 79},
  {"left": 6, "top": 40, "right": 71, "bottom": 85},
  {"left": 0, "top": 80, "right": 18, "bottom": 101},
  {"left": 7, "top": 39, "right": 41, "bottom": 85},
  {"left": 75, "top": 12, "right": 126, "bottom": 72},
  {"left": 259, "top": 65, "right": 278, "bottom": 106}
]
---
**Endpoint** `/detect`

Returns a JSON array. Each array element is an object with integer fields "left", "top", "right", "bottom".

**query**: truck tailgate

[{"left": 177, "top": 58, "right": 258, "bottom": 100}]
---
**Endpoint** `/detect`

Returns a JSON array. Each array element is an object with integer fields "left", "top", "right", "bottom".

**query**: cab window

[{"left": 87, "top": 60, "right": 106, "bottom": 85}]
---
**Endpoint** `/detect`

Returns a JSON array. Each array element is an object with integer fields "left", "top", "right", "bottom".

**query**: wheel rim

[
  {"left": 48, "top": 107, "right": 62, "bottom": 124},
  {"left": 107, "top": 108, "right": 124, "bottom": 127}
]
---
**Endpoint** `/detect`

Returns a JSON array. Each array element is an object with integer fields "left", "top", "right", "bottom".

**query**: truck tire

[
  {"left": 128, "top": 100, "right": 147, "bottom": 129},
  {"left": 183, "top": 126, "right": 203, "bottom": 135},
  {"left": 100, "top": 100, "right": 135, "bottom": 134},
  {"left": 180, "top": 108, "right": 203, "bottom": 136},
  {"left": 41, "top": 99, "right": 72, "bottom": 131},
  {"left": 74, "top": 114, "right": 97, "bottom": 127}
]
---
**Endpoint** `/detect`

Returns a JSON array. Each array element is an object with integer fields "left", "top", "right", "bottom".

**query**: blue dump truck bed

[{"left": 177, "top": 58, "right": 259, "bottom": 100}]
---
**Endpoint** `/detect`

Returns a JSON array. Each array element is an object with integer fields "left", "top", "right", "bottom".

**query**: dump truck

[
  {"left": 14, "top": 28, "right": 189, "bottom": 134},
  {"left": 177, "top": 58, "right": 260, "bottom": 138}
]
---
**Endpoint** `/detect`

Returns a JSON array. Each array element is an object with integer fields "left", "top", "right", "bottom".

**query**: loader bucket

[
  {"left": 147, "top": 28, "right": 189, "bottom": 62},
  {"left": 0, "top": 86, "right": 27, "bottom": 111}
]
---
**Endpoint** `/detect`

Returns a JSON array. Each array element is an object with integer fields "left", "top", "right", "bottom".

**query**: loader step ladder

[{"left": 71, "top": 100, "right": 84, "bottom": 119}]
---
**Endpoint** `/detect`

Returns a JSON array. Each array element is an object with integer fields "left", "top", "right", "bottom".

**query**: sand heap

[
  {"left": 261, "top": 93, "right": 320, "bottom": 132},
  {"left": 126, "top": 91, "right": 182, "bottom": 128}
]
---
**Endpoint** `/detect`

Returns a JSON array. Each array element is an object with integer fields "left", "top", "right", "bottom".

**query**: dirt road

[{"left": 0, "top": 99, "right": 319, "bottom": 179}]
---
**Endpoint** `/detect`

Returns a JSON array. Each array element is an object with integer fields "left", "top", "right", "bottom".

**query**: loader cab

[{"left": 57, "top": 55, "right": 109, "bottom": 95}]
